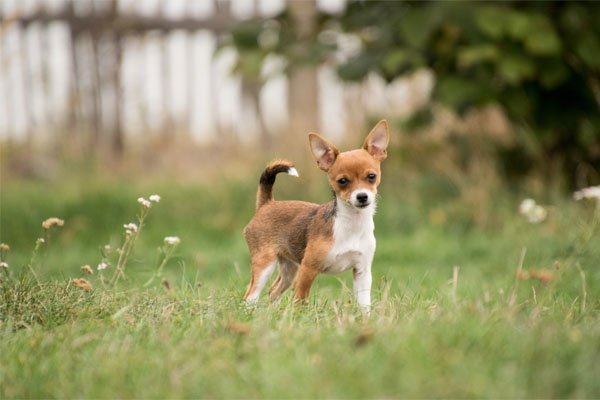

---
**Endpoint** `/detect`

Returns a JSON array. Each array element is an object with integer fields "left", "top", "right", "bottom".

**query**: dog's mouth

[
  {"left": 343, "top": 199, "right": 368, "bottom": 209},
  {"left": 350, "top": 201, "right": 371, "bottom": 209},
  {"left": 341, "top": 196, "right": 373, "bottom": 210}
]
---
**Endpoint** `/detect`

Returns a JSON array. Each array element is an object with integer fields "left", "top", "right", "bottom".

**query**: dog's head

[{"left": 308, "top": 120, "right": 389, "bottom": 210}]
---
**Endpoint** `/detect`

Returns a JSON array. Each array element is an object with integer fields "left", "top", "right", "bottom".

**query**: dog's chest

[{"left": 323, "top": 214, "right": 375, "bottom": 274}]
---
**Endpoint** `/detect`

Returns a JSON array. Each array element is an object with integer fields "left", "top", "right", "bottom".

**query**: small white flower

[
  {"left": 123, "top": 223, "right": 138, "bottom": 234},
  {"left": 574, "top": 186, "right": 600, "bottom": 201},
  {"left": 0, "top": 261, "right": 8, "bottom": 269},
  {"left": 164, "top": 236, "right": 181, "bottom": 246},
  {"left": 104, "top": 244, "right": 111, "bottom": 252},
  {"left": 36, "top": 238, "right": 45, "bottom": 245},
  {"left": 137, "top": 197, "right": 152, "bottom": 208},
  {"left": 149, "top": 194, "right": 161, "bottom": 203},
  {"left": 527, "top": 205, "right": 547, "bottom": 224},
  {"left": 519, "top": 198, "right": 547, "bottom": 224},
  {"left": 97, "top": 262, "right": 109, "bottom": 271},
  {"left": 519, "top": 198, "right": 536, "bottom": 215}
]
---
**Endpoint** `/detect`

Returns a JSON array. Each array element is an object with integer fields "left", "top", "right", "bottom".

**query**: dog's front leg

[
  {"left": 293, "top": 263, "right": 319, "bottom": 304},
  {"left": 353, "top": 260, "right": 372, "bottom": 312}
]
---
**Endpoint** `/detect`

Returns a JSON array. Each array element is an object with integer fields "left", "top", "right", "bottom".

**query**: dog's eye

[
  {"left": 337, "top": 178, "right": 349, "bottom": 186},
  {"left": 367, "top": 173, "right": 377, "bottom": 182}
]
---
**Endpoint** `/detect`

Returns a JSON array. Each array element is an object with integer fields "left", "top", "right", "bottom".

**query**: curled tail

[{"left": 256, "top": 159, "right": 299, "bottom": 210}]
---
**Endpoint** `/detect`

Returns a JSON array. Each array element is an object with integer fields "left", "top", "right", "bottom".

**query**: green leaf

[
  {"left": 575, "top": 33, "right": 600, "bottom": 69},
  {"left": 398, "top": 6, "right": 442, "bottom": 49},
  {"left": 435, "top": 75, "right": 491, "bottom": 112},
  {"left": 577, "top": 118, "right": 599, "bottom": 147},
  {"left": 337, "top": 53, "right": 378, "bottom": 82},
  {"left": 506, "top": 10, "right": 533, "bottom": 40},
  {"left": 235, "top": 51, "right": 265, "bottom": 79},
  {"left": 500, "top": 89, "right": 533, "bottom": 121},
  {"left": 498, "top": 52, "right": 536, "bottom": 85},
  {"left": 525, "top": 30, "right": 562, "bottom": 56},
  {"left": 475, "top": 6, "right": 509, "bottom": 39},
  {"left": 522, "top": 15, "right": 562, "bottom": 56},
  {"left": 457, "top": 45, "right": 499, "bottom": 68},
  {"left": 232, "top": 22, "right": 263, "bottom": 50},
  {"left": 560, "top": 4, "right": 589, "bottom": 33},
  {"left": 382, "top": 48, "right": 424, "bottom": 76},
  {"left": 539, "top": 60, "right": 569, "bottom": 89}
]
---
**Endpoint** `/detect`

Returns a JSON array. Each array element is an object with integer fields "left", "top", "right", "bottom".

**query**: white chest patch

[{"left": 323, "top": 199, "right": 376, "bottom": 274}]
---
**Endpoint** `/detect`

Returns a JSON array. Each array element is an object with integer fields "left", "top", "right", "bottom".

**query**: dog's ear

[
  {"left": 309, "top": 132, "right": 339, "bottom": 171},
  {"left": 363, "top": 120, "right": 389, "bottom": 162}
]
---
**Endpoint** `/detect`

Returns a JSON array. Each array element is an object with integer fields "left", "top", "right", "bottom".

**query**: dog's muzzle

[{"left": 351, "top": 190, "right": 374, "bottom": 208}]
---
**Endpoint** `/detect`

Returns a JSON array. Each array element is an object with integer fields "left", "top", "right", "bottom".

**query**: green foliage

[
  {"left": 336, "top": 1, "right": 600, "bottom": 184},
  {"left": 220, "top": 9, "right": 335, "bottom": 80},
  {"left": 225, "top": 1, "right": 600, "bottom": 185}
]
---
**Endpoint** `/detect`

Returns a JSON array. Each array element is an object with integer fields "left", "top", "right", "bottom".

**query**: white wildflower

[
  {"left": 527, "top": 205, "right": 547, "bottom": 224},
  {"left": 137, "top": 197, "right": 151, "bottom": 208},
  {"left": 36, "top": 238, "right": 45, "bottom": 245},
  {"left": 97, "top": 261, "right": 109, "bottom": 271},
  {"left": 123, "top": 223, "right": 138, "bottom": 235},
  {"left": 519, "top": 198, "right": 536, "bottom": 215},
  {"left": 573, "top": 185, "right": 600, "bottom": 201},
  {"left": 519, "top": 198, "right": 547, "bottom": 224},
  {"left": 0, "top": 261, "right": 8, "bottom": 269},
  {"left": 149, "top": 194, "right": 161, "bottom": 203},
  {"left": 164, "top": 236, "right": 181, "bottom": 246}
]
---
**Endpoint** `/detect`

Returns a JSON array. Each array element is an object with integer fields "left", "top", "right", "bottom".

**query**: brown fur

[
  {"left": 242, "top": 120, "right": 389, "bottom": 304},
  {"left": 243, "top": 200, "right": 336, "bottom": 301}
]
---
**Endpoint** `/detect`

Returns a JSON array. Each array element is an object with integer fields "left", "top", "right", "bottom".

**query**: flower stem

[
  {"left": 143, "top": 245, "right": 176, "bottom": 287},
  {"left": 110, "top": 207, "right": 149, "bottom": 287},
  {"left": 26, "top": 241, "right": 43, "bottom": 285}
]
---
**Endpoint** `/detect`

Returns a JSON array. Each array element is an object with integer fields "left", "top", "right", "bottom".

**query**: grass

[{"left": 1, "top": 172, "right": 600, "bottom": 398}]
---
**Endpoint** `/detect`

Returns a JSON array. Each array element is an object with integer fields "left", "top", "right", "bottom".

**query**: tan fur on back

[{"left": 244, "top": 199, "right": 336, "bottom": 265}]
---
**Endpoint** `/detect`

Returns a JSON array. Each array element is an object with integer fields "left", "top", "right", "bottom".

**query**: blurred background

[
  {"left": 2, "top": 5, "right": 600, "bottom": 397},
  {"left": 1, "top": 0, "right": 600, "bottom": 275},
  {"left": 1, "top": 0, "right": 597, "bottom": 181}
]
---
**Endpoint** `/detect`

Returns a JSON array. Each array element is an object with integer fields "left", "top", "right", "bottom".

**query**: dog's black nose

[{"left": 356, "top": 193, "right": 369, "bottom": 204}]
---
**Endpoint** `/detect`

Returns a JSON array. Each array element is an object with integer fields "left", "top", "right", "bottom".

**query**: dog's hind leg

[
  {"left": 243, "top": 250, "right": 277, "bottom": 303},
  {"left": 268, "top": 257, "right": 299, "bottom": 303}
]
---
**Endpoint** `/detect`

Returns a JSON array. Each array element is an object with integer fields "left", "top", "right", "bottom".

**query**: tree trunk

[{"left": 287, "top": 0, "right": 319, "bottom": 166}]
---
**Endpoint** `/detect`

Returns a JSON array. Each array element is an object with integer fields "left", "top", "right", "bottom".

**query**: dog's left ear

[{"left": 363, "top": 120, "right": 389, "bottom": 162}]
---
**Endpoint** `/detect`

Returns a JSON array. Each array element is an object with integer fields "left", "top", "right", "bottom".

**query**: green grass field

[{"left": 1, "top": 173, "right": 599, "bottom": 398}]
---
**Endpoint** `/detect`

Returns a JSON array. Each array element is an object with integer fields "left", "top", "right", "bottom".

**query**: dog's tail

[{"left": 256, "top": 159, "right": 299, "bottom": 210}]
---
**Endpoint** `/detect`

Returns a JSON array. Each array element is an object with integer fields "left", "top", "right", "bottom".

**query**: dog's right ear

[{"left": 309, "top": 133, "right": 339, "bottom": 171}]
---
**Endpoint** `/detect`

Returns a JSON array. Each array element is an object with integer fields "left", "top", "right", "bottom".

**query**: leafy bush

[
  {"left": 336, "top": 2, "right": 600, "bottom": 185},
  {"left": 226, "top": 1, "right": 600, "bottom": 186}
]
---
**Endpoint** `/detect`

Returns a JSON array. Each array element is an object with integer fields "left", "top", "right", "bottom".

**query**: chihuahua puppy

[{"left": 242, "top": 120, "right": 389, "bottom": 309}]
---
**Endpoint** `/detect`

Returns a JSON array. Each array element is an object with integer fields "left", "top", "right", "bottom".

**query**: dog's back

[{"left": 244, "top": 199, "right": 337, "bottom": 264}]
